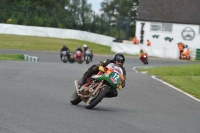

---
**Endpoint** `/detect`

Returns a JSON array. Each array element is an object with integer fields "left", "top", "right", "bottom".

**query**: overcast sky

[{"left": 87, "top": 0, "right": 103, "bottom": 12}]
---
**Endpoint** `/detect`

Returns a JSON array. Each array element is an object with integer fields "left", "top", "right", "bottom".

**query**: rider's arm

[
  {"left": 60, "top": 48, "right": 64, "bottom": 52},
  {"left": 99, "top": 59, "right": 112, "bottom": 67},
  {"left": 139, "top": 52, "right": 142, "bottom": 57}
]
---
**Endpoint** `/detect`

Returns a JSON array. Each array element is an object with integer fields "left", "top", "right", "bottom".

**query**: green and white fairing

[{"left": 92, "top": 63, "right": 123, "bottom": 90}]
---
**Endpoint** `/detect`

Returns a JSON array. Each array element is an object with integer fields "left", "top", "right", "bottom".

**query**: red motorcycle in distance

[
  {"left": 75, "top": 51, "right": 83, "bottom": 64},
  {"left": 141, "top": 53, "right": 148, "bottom": 65}
]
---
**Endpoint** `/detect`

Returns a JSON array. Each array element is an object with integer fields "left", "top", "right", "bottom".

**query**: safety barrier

[
  {"left": 190, "top": 48, "right": 200, "bottom": 60},
  {"left": 20, "top": 54, "right": 39, "bottom": 62}
]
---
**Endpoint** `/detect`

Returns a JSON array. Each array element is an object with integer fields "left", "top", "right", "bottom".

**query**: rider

[
  {"left": 139, "top": 49, "right": 147, "bottom": 61},
  {"left": 78, "top": 53, "right": 126, "bottom": 98},
  {"left": 60, "top": 44, "right": 70, "bottom": 60},
  {"left": 75, "top": 46, "right": 83, "bottom": 61},
  {"left": 83, "top": 44, "right": 88, "bottom": 60},
  {"left": 76, "top": 46, "right": 83, "bottom": 53},
  {"left": 85, "top": 46, "right": 93, "bottom": 61}
]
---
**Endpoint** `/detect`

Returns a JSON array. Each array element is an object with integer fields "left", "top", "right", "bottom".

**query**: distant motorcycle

[
  {"left": 68, "top": 52, "right": 76, "bottom": 63},
  {"left": 141, "top": 53, "right": 148, "bottom": 65},
  {"left": 75, "top": 51, "right": 83, "bottom": 64},
  {"left": 85, "top": 50, "right": 92, "bottom": 64},
  {"left": 61, "top": 50, "right": 75, "bottom": 63}
]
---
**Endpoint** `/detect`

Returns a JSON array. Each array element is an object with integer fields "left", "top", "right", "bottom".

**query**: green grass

[
  {"left": 0, "top": 34, "right": 115, "bottom": 54},
  {"left": 138, "top": 64, "right": 200, "bottom": 99},
  {"left": 0, "top": 54, "right": 24, "bottom": 60}
]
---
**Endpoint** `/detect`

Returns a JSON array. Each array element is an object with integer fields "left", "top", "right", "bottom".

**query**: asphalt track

[{"left": 0, "top": 49, "right": 200, "bottom": 133}]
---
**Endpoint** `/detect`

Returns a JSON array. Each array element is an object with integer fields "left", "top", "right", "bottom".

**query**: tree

[{"left": 100, "top": 0, "right": 138, "bottom": 39}]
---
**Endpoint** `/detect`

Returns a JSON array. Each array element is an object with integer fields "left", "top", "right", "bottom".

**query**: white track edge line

[
  {"left": 151, "top": 76, "right": 200, "bottom": 102},
  {"left": 132, "top": 67, "right": 200, "bottom": 102}
]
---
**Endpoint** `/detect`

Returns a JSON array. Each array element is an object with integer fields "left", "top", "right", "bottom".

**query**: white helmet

[{"left": 83, "top": 44, "right": 87, "bottom": 48}]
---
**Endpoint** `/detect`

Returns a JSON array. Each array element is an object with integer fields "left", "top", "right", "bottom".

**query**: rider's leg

[
  {"left": 90, "top": 54, "right": 93, "bottom": 61},
  {"left": 78, "top": 65, "right": 99, "bottom": 86},
  {"left": 84, "top": 53, "right": 86, "bottom": 60}
]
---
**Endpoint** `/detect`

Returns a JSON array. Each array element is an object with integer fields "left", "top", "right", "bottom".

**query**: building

[{"left": 135, "top": 0, "right": 200, "bottom": 59}]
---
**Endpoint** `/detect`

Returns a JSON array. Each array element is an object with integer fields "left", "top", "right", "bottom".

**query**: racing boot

[
  {"left": 78, "top": 77, "right": 87, "bottom": 87},
  {"left": 76, "top": 77, "right": 87, "bottom": 92}
]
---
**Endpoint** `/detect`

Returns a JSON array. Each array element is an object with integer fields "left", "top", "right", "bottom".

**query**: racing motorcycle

[
  {"left": 85, "top": 49, "right": 92, "bottom": 64},
  {"left": 61, "top": 50, "right": 75, "bottom": 63},
  {"left": 141, "top": 53, "right": 148, "bottom": 65},
  {"left": 70, "top": 63, "right": 124, "bottom": 109},
  {"left": 75, "top": 51, "right": 83, "bottom": 64},
  {"left": 68, "top": 52, "right": 76, "bottom": 63}
]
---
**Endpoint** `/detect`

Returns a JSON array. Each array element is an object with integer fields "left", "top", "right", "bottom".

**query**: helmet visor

[{"left": 115, "top": 56, "right": 124, "bottom": 64}]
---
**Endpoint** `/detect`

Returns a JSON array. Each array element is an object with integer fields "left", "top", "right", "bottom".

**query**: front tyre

[
  {"left": 143, "top": 58, "right": 147, "bottom": 64},
  {"left": 85, "top": 86, "right": 109, "bottom": 109},
  {"left": 70, "top": 91, "right": 82, "bottom": 105}
]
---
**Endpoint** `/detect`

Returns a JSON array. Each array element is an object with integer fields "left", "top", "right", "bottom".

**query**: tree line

[{"left": 0, "top": 0, "right": 138, "bottom": 39}]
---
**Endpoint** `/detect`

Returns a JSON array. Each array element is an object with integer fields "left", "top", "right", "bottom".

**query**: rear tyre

[
  {"left": 85, "top": 56, "right": 90, "bottom": 64},
  {"left": 85, "top": 86, "right": 109, "bottom": 109},
  {"left": 70, "top": 91, "right": 82, "bottom": 105},
  {"left": 63, "top": 56, "right": 67, "bottom": 63}
]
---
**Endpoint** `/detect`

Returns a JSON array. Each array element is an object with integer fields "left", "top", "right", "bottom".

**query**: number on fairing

[{"left": 113, "top": 73, "right": 120, "bottom": 80}]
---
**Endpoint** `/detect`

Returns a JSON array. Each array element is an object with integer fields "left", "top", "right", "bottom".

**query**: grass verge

[
  {"left": 0, "top": 54, "right": 24, "bottom": 61},
  {"left": 138, "top": 64, "right": 200, "bottom": 99},
  {"left": 0, "top": 34, "right": 115, "bottom": 55}
]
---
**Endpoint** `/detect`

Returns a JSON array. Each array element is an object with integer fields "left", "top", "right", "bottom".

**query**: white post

[
  {"left": 23, "top": 54, "right": 39, "bottom": 62},
  {"left": 24, "top": 54, "right": 28, "bottom": 61},
  {"left": 27, "top": 56, "right": 31, "bottom": 61},
  {"left": 32, "top": 57, "right": 38, "bottom": 62}
]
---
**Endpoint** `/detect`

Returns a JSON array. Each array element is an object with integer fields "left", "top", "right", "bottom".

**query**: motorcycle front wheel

[
  {"left": 85, "top": 86, "right": 109, "bottom": 109},
  {"left": 70, "top": 91, "right": 82, "bottom": 105}
]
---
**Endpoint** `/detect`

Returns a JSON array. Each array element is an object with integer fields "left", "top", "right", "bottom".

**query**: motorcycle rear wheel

[
  {"left": 85, "top": 56, "right": 90, "bottom": 64},
  {"left": 70, "top": 91, "right": 82, "bottom": 105},
  {"left": 63, "top": 56, "right": 68, "bottom": 63},
  {"left": 85, "top": 86, "right": 109, "bottom": 109}
]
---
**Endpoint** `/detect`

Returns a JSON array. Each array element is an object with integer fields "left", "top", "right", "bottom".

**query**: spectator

[
  {"left": 147, "top": 40, "right": 151, "bottom": 46},
  {"left": 133, "top": 36, "right": 139, "bottom": 45},
  {"left": 178, "top": 42, "right": 185, "bottom": 59},
  {"left": 181, "top": 48, "right": 190, "bottom": 60}
]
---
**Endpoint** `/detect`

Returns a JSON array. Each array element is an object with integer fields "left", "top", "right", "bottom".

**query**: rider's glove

[
  {"left": 98, "top": 66, "right": 105, "bottom": 72},
  {"left": 118, "top": 81, "right": 123, "bottom": 90},
  {"left": 118, "top": 84, "right": 123, "bottom": 90}
]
